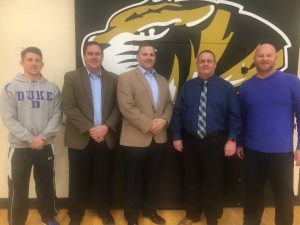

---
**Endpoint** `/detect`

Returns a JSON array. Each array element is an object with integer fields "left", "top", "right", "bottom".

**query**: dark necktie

[{"left": 197, "top": 80, "right": 207, "bottom": 138}]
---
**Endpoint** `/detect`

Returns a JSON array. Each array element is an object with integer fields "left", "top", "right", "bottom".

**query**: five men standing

[{"left": 1, "top": 42, "right": 300, "bottom": 225}]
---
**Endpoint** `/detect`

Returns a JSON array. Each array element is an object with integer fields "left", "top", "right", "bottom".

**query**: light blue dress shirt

[
  {"left": 138, "top": 65, "right": 159, "bottom": 109},
  {"left": 87, "top": 69, "right": 102, "bottom": 126}
]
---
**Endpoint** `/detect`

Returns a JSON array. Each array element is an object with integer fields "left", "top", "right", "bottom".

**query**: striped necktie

[{"left": 197, "top": 80, "right": 207, "bottom": 138}]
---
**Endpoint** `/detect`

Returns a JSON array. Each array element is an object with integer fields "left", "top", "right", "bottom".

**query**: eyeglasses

[{"left": 198, "top": 60, "right": 215, "bottom": 64}]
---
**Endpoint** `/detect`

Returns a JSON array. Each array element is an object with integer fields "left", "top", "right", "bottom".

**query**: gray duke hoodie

[{"left": 0, "top": 74, "right": 62, "bottom": 148}]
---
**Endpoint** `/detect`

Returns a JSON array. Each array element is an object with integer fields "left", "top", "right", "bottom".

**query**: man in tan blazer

[
  {"left": 117, "top": 43, "right": 173, "bottom": 225},
  {"left": 62, "top": 41, "right": 120, "bottom": 225}
]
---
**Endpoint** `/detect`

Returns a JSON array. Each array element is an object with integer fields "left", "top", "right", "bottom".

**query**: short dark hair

[
  {"left": 21, "top": 47, "right": 43, "bottom": 60},
  {"left": 83, "top": 41, "right": 102, "bottom": 55},
  {"left": 137, "top": 42, "right": 156, "bottom": 54},
  {"left": 196, "top": 49, "right": 216, "bottom": 62}
]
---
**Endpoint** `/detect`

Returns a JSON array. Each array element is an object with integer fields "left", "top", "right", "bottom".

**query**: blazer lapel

[
  {"left": 80, "top": 69, "right": 93, "bottom": 106},
  {"left": 156, "top": 75, "right": 164, "bottom": 109},
  {"left": 135, "top": 68, "right": 156, "bottom": 109},
  {"left": 101, "top": 70, "right": 108, "bottom": 110}
]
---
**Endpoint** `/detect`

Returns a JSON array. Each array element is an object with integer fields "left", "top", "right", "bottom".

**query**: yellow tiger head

[{"left": 82, "top": 0, "right": 290, "bottom": 99}]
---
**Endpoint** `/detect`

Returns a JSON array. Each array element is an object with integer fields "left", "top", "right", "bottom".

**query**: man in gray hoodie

[{"left": 0, "top": 47, "right": 62, "bottom": 225}]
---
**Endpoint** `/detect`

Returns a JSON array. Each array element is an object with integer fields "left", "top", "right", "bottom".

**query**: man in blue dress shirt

[
  {"left": 117, "top": 43, "right": 173, "bottom": 225},
  {"left": 62, "top": 42, "right": 120, "bottom": 225},
  {"left": 171, "top": 50, "right": 241, "bottom": 225}
]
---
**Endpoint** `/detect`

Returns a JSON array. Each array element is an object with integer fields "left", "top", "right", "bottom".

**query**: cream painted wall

[
  {"left": 0, "top": 0, "right": 75, "bottom": 198},
  {"left": 0, "top": 0, "right": 299, "bottom": 200}
]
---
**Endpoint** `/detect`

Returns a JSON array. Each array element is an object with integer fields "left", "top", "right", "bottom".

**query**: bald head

[
  {"left": 254, "top": 43, "right": 277, "bottom": 78},
  {"left": 255, "top": 43, "right": 277, "bottom": 57}
]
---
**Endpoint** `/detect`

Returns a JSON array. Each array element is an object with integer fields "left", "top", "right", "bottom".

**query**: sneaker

[{"left": 41, "top": 218, "right": 60, "bottom": 225}]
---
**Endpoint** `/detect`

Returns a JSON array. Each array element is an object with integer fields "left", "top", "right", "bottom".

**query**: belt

[
  {"left": 186, "top": 130, "right": 225, "bottom": 140},
  {"left": 203, "top": 130, "right": 225, "bottom": 139}
]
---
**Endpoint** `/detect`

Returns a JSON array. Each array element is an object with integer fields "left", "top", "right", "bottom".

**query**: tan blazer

[
  {"left": 62, "top": 67, "right": 120, "bottom": 149},
  {"left": 117, "top": 68, "right": 173, "bottom": 147}
]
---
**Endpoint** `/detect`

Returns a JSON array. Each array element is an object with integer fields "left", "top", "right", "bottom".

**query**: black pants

[
  {"left": 122, "top": 141, "right": 164, "bottom": 223},
  {"left": 183, "top": 133, "right": 227, "bottom": 222},
  {"left": 243, "top": 148, "right": 294, "bottom": 225},
  {"left": 7, "top": 145, "right": 57, "bottom": 225},
  {"left": 68, "top": 139, "right": 112, "bottom": 221}
]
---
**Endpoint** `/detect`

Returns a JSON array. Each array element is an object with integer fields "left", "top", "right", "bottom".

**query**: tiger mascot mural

[{"left": 82, "top": 0, "right": 291, "bottom": 100}]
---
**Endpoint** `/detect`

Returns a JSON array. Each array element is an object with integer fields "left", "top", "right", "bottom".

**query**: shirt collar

[
  {"left": 86, "top": 68, "right": 101, "bottom": 78},
  {"left": 198, "top": 74, "right": 216, "bottom": 83},
  {"left": 138, "top": 65, "right": 157, "bottom": 77}
]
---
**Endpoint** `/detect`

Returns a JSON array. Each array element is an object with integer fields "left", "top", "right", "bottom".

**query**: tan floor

[{"left": 0, "top": 207, "right": 299, "bottom": 225}]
